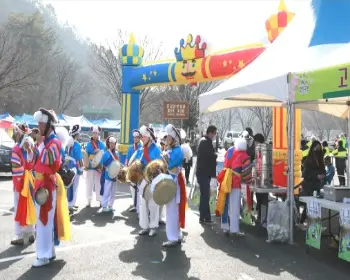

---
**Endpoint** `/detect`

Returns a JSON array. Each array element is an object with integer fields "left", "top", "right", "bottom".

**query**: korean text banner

[{"left": 291, "top": 63, "right": 350, "bottom": 102}]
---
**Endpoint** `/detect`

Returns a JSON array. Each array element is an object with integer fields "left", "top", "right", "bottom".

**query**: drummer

[
  {"left": 66, "top": 124, "right": 84, "bottom": 214},
  {"left": 163, "top": 124, "right": 186, "bottom": 247},
  {"left": 126, "top": 129, "right": 142, "bottom": 213},
  {"left": 135, "top": 125, "right": 162, "bottom": 237},
  {"left": 85, "top": 125, "right": 106, "bottom": 208},
  {"left": 100, "top": 136, "right": 119, "bottom": 212}
]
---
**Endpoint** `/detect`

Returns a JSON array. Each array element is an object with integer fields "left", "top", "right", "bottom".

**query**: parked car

[
  {"left": 0, "top": 129, "right": 14, "bottom": 173},
  {"left": 79, "top": 133, "right": 91, "bottom": 149},
  {"left": 223, "top": 131, "right": 241, "bottom": 150}
]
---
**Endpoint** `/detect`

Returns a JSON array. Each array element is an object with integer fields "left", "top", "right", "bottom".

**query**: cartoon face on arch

[{"left": 181, "top": 59, "right": 197, "bottom": 80}]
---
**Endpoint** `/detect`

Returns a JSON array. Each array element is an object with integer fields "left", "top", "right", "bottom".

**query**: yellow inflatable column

[{"left": 272, "top": 108, "right": 302, "bottom": 191}]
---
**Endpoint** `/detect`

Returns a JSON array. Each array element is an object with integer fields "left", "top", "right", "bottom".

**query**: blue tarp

[
  {"left": 0, "top": 113, "right": 14, "bottom": 122},
  {"left": 14, "top": 114, "right": 37, "bottom": 128},
  {"left": 91, "top": 118, "right": 120, "bottom": 132}
]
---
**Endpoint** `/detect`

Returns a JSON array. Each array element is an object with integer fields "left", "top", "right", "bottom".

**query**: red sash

[
  {"left": 91, "top": 140, "right": 98, "bottom": 151},
  {"left": 14, "top": 147, "right": 30, "bottom": 226},
  {"left": 143, "top": 145, "right": 151, "bottom": 163},
  {"left": 35, "top": 138, "right": 59, "bottom": 225},
  {"left": 110, "top": 150, "right": 119, "bottom": 161}
]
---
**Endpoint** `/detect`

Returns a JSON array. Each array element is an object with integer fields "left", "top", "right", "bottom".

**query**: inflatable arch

[{"left": 118, "top": 0, "right": 302, "bottom": 188}]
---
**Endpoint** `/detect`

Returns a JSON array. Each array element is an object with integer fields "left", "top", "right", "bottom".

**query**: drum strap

[
  {"left": 91, "top": 140, "right": 98, "bottom": 151},
  {"left": 109, "top": 150, "right": 119, "bottom": 161}
]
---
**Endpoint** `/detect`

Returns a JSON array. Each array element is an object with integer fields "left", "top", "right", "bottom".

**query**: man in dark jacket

[{"left": 196, "top": 125, "right": 217, "bottom": 225}]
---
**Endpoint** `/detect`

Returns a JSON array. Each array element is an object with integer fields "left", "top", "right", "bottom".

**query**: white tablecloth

[{"left": 299, "top": 197, "right": 350, "bottom": 212}]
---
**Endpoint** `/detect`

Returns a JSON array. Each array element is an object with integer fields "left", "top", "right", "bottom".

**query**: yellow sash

[
  {"left": 21, "top": 170, "right": 36, "bottom": 225},
  {"left": 55, "top": 174, "right": 71, "bottom": 241}
]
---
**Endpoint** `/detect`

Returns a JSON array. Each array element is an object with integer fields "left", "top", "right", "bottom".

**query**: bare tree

[
  {"left": 205, "top": 109, "right": 230, "bottom": 139},
  {"left": 49, "top": 54, "right": 91, "bottom": 113},
  {"left": 235, "top": 108, "right": 256, "bottom": 130},
  {"left": 89, "top": 29, "right": 164, "bottom": 115},
  {"left": 250, "top": 107, "right": 273, "bottom": 139}
]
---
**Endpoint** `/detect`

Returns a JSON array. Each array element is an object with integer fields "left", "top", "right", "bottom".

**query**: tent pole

[{"left": 287, "top": 102, "right": 295, "bottom": 245}]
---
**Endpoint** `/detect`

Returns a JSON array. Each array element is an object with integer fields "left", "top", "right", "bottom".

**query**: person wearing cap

[
  {"left": 10, "top": 122, "right": 36, "bottom": 246},
  {"left": 134, "top": 125, "right": 162, "bottom": 237},
  {"left": 100, "top": 136, "right": 120, "bottom": 212},
  {"left": 32, "top": 108, "right": 65, "bottom": 267},
  {"left": 223, "top": 138, "right": 252, "bottom": 236},
  {"left": 85, "top": 125, "right": 106, "bottom": 207},
  {"left": 126, "top": 129, "right": 142, "bottom": 213},
  {"left": 322, "top": 141, "right": 330, "bottom": 157},
  {"left": 162, "top": 124, "right": 187, "bottom": 247},
  {"left": 66, "top": 124, "right": 84, "bottom": 214}
]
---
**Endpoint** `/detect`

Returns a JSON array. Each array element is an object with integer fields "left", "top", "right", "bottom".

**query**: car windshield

[
  {"left": 0, "top": 129, "right": 13, "bottom": 143},
  {"left": 232, "top": 133, "right": 240, "bottom": 138}
]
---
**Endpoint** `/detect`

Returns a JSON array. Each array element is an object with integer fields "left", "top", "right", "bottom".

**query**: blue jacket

[
  {"left": 101, "top": 149, "right": 119, "bottom": 181},
  {"left": 165, "top": 145, "right": 184, "bottom": 178},
  {"left": 85, "top": 140, "right": 106, "bottom": 170},
  {"left": 66, "top": 141, "right": 84, "bottom": 175},
  {"left": 134, "top": 143, "right": 162, "bottom": 166},
  {"left": 126, "top": 143, "right": 142, "bottom": 165}
]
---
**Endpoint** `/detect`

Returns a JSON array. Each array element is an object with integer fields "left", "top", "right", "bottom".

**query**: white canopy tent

[{"left": 199, "top": 2, "right": 350, "bottom": 118}]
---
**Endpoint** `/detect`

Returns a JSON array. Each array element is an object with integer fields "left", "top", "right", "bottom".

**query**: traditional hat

[
  {"left": 90, "top": 125, "right": 101, "bottom": 133},
  {"left": 165, "top": 124, "right": 181, "bottom": 141},
  {"left": 70, "top": 124, "right": 81, "bottom": 136},
  {"left": 105, "top": 135, "right": 117, "bottom": 148},
  {"left": 139, "top": 125, "right": 156, "bottom": 142},
  {"left": 33, "top": 108, "right": 58, "bottom": 125},
  {"left": 132, "top": 129, "right": 141, "bottom": 137},
  {"left": 235, "top": 138, "right": 247, "bottom": 151},
  {"left": 13, "top": 122, "right": 31, "bottom": 135}
]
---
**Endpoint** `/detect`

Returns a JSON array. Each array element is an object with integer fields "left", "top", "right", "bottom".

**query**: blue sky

[{"left": 44, "top": 0, "right": 309, "bottom": 57}]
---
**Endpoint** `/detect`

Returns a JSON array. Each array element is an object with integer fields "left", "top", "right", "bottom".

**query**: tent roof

[
  {"left": 59, "top": 114, "right": 93, "bottom": 129},
  {"left": 199, "top": 1, "right": 350, "bottom": 117},
  {"left": 0, "top": 113, "right": 14, "bottom": 122},
  {"left": 91, "top": 118, "right": 120, "bottom": 132}
]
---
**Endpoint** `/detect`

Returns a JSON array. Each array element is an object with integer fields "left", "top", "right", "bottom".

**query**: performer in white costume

[
  {"left": 66, "top": 124, "right": 84, "bottom": 213},
  {"left": 10, "top": 122, "right": 36, "bottom": 245},
  {"left": 135, "top": 125, "right": 162, "bottom": 237},
  {"left": 32, "top": 108, "right": 62, "bottom": 267},
  {"left": 85, "top": 125, "right": 106, "bottom": 207},
  {"left": 162, "top": 124, "right": 187, "bottom": 247},
  {"left": 125, "top": 129, "right": 142, "bottom": 213},
  {"left": 100, "top": 136, "right": 120, "bottom": 212}
]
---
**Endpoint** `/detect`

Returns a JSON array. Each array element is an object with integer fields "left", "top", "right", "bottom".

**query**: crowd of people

[
  {"left": 9, "top": 107, "right": 194, "bottom": 268},
  {"left": 9, "top": 106, "right": 349, "bottom": 268}
]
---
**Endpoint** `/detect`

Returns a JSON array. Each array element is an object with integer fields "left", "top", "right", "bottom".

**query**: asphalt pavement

[{"left": 0, "top": 167, "right": 350, "bottom": 280}]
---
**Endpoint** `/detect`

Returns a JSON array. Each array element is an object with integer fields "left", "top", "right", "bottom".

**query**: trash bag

[{"left": 267, "top": 200, "right": 290, "bottom": 243}]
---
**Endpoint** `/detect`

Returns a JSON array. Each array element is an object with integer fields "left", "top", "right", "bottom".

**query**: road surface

[{"left": 0, "top": 169, "right": 349, "bottom": 280}]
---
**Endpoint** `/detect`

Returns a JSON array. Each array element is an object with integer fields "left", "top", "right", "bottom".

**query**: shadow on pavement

[
  {"left": 119, "top": 235, "right": 198, "bottom": 280},
  {"left": 0, "top": 245, "right": 35, "bottom": 271},
  {"left": 17, "top": 259, "right": 66, "bottom": 280},
  {"left": 200, "top": 217, "right": 350, "bottom": 280}
]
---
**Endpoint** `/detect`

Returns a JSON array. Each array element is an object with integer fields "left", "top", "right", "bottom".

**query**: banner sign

[
  {"left": 163, "top": 101, "right": 190, "bottom": 120},
  {"left": 338, "top": 208, "right": 350, "bottom": 262},
  {"left": 306, "top": 200, "right": 322, "bottom": 249},
  {"left": 290, "top": 63, "right": 350, "bottom": 102}
]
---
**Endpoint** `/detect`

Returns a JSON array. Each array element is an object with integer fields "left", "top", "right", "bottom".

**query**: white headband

[
  {"left": 33, "top": 111, "right": 49, "bottom": 123},
  {"left": 133, "top": 131, "right": 141, "bottom": 137},
  {"left": 109, "top": 137, "right": 117, "bottom": 143}
]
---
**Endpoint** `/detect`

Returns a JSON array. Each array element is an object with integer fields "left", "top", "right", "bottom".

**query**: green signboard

[
  {"left": 305, "top": 200, "right": 322, "bottom": 250},
  {"left": 291, "top": 63, "right": 350, "bottom": 102},
  {"left": 338, "top": 208, "right": 350, "bottom": 262}
]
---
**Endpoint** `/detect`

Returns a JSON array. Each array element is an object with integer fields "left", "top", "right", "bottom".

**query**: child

[{"left": 324, "top": 156, "right": 335, "bottom": 185}]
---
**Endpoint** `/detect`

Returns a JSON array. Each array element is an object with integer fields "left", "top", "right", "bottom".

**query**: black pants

[
  {"left": 184, "top": 163, "right": 191, "bottom": 183},
  {"left": 336, "top": 163, "right": 346, "bottom": 186},
  {"left": 197, "top": 175, "right": 211, "bottom": 222}
]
